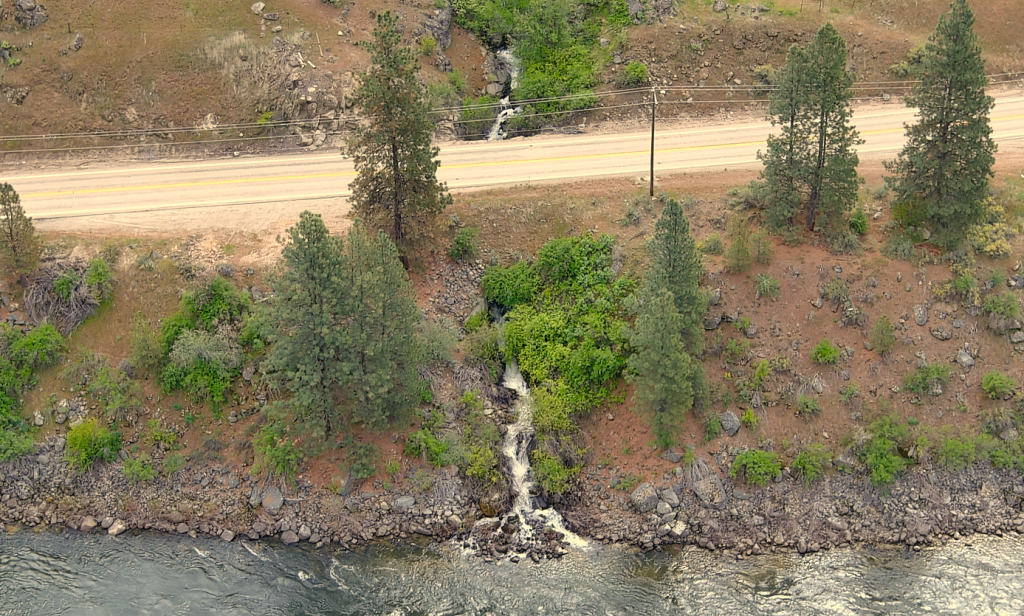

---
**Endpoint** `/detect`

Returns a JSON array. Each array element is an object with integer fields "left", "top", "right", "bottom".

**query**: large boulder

[
  {"left": 692, "top": 475, "right": 729, "bottom": 510},
  {"left": 913, "top": 305, "right": 928, "bottom": 326},
  {"left": 720, "top": 411, "right": 740, "bottom": 436},
  {"left": 261, "top": 486, "right": 284, "bottom": 515},
  {"left": 108, "top": 520, "right": 127, "bottom": 536},
  {"left": 630, "top": 482, "right": 659, "bottom": 513},
  {"left": 281, "top": 530, "right": 299, "bottom": 545},
  {"left": 14, "top": 0, "right": 47, "bottom": 28},
  {"left": 956, "top": 348, "right": 975, "bottom": 368},
  {"left": 423, "top": 7, "right": 453, "bottom": 50}
]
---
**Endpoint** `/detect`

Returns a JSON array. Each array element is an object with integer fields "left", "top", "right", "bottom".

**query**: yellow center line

[{"left": 21, "top": 112, "right": 1024, "bottom": 198}]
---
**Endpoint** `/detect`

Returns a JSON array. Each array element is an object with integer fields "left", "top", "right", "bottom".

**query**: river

[{"left": 3, "top": 529, "right": 1024, "bottom": 615}]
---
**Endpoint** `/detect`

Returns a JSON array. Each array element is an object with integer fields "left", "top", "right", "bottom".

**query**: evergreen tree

[
  {"left": 341, "top": 225, "right": 424, "bottom": 429},
  {"left": 628, "top": 289, "right": 705, "bottom": 448},
  {"left": 347, "top": 11, "right": 452, "bottom": 253},
  {"left": 0, "top": 183, "right": 42, "bottom": 287},
  {"left": 884, "top": 0, "right": 995, "bottom": 239},
  {"left": 759, "top": 24, "right": 861, "bottom": 236},
  {"left": 645, "top": 198, "right": 706, "bottom": 353},
  {"left": 262, "top": 212, "right": 348, "bottom": 437}
]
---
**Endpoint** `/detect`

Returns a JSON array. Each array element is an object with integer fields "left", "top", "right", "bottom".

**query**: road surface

[{"left": 5, "top": 91, "right": 1024, "bottom": 233}]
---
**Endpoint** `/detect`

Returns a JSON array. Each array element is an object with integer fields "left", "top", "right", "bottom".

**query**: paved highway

[{"left": 5, "top": 91, "right": 1024, "bottom": 233}]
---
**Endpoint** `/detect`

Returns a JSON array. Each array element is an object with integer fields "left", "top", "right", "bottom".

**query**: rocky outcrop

[
  {"left": 423, "top": 7, "right": 453, "bottom": 50},
  {"left": 13, "top": 0, "right": 47, "bottom": 28}
]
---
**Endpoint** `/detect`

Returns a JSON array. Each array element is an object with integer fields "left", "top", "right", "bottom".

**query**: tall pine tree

[
  {"left": 645, "top": 197, "right": 706, "bottom": 354},
  {"left": 262, "top": 212, "right": 348, "bottom": 437},
  {"left": 341, "top": 225, "right": 424, "bottom": 430},
  {"left": 262, "top": 212, "right": 424, "bottom": 439},
  {"left": 0, "top": 183, "right": 42, "bottom": 287},
  {"left": 628, "top": 289, "right": 705, "bottom": 448},
  {"left": 759, "top": 24, "right": 861, "bottom": 238},
  {"left": 884, "top": 0, "right": 995, "bottom": 239},
  {"left": 347, "top": 11, "right": 452, "bottom": 254}
]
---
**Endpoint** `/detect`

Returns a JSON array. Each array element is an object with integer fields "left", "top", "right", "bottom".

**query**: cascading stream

[
  {"left": 485, "top": 49, "right": 522, "bottom": 142},
  {"left": 500, "top": 359, "right": 588, "bottom": 550}
]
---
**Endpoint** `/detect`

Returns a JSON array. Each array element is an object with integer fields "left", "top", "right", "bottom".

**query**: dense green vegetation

[
  {"left": 730, "top": 449, "right": 782, "bottom": 487},
  {"left": 0, "top": 323, "right": 65, "bottom": 461}
]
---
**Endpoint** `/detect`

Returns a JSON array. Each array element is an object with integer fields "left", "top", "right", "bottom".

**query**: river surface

[{"left": 3, "top": 529, "right": 1024, "bottom": 615}]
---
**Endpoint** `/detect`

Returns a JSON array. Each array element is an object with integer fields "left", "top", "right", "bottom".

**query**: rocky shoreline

[{"left": 4, "top": 436, "right": 1024, "bottom": 559}]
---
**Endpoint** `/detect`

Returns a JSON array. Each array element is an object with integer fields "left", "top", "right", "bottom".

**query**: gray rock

[
  {"left": 1011, "top": 331, "right": 1024, "bottom": 344},
  {"left": 810, "top": 297, "right": 823, "bottom": 309},
  {"left": 712, "top": 0, "right": 728, "bottom": 12},
  {"left": 262, "top": 487, "right": 284, "bottom": 515},
  {"left": 930, "top": 328, "right": 952, "bottom": 341},
  {"left": 626, "top": 0, "right": 643, "bottom": 17},
  {"left": 69, "top": 32, "right": 84, "bottom": 52},
  {"left": 720, "top": 411, "right": 740, "bottom": 436},
  {"left": 32, "top": 410, "right": 44, "bottom": 426},
  {"left": 297, "top": 524, "right": 312, "bottom": 540},
  {"left": 80, "top": 516, "right": 98, "bottom": 532},
  {"left": 661, "top": 488, "right": 680, "bottom": 508},
  {"left": 956, "top": 349, "right": 975, "bottom": 368},
  {"left": 656, "top": 501, "right": 672, "bottom": 515},
  {"left": 913, "top": 305, "right": 928, "bottom": 326},
  {"left": 708, "top": 288, "right": 722, "bottom": 306},
  {"left": 703, "top": 313, "right": 722, "bottom": 330},
  {"left": 395, "top": 496, "right": 415, "bottom": 511},
  {"left": 108, "top": 520, "right": 127, "bottom": 536},
  {"left": 281, "top": 530, "right": 299, "bottom": 545},
  {"left": 485, "top": 83, "right": 503, "bottom": 96},
  {"left": 221, "top": 529, "right": 235, "bottom": 542},
  {"left": 661, "top": 449, "right": 682, "bottom": 464},
  {"left": 216, "top": 263, "right": 235, "bottom": 278},
  {"left": 989, "top": 314, "right": 1023, "bottom": 332},
  {"left": 249, "top": 486, "right": 262, "bottom": 507},
  {"left": 630, "top": 482, "right": 659, "bottom": 513},
  {"left": 423, "top": 7, "right": 453, "bottom": 50},
  {"left": 692, "top": 476, "right": 729, "bottom": 510},
  {"left": 176, "top": 523, "right": 189, "bottom": 534},
  {"left": 263, "top": 12, "right": 279, "bottom": 20},
  {"left": 745, "top": 324, "right": 758, "bottom": 339},
  {"left": 1000, "top": 427, "right": 1019, "bottom": 443},
  {"left": 811, "top": 375, "right": 824, "bottom": 394},
  {"left": 251, "top": 2, "right": 265, "bottom": 14},
  {"left": 14, "top": 0, "right": 47, "bottom": 28}
]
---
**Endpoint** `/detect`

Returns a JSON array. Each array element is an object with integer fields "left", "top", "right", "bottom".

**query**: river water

[{"left": 3, "top": 528, "right": 1024, "bottom": 615}]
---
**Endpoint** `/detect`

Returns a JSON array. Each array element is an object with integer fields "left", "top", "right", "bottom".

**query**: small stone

[
  {"left": 108, "top": 520, "right": 127, "bottom": 536},
  {"left": 251, "top": 2, "right": 265, "bottom": 15},
  {"left": 930, "top": 328, "right": 952, "bottom": 341},
  {"left": 913, "top": 305, "right": 929, "bottom": 326},
  {"left": 80, "top": 516, "right": 97, "bottom": 532},
  {"left": 661, "top": 489, "right": 680, "bottom": 508},
  {"left": 262, "top": 487, "right": 284, "bottom": 515},
  {"left": 656, "top": 502, "right": 672, "bottom": 516},
  {"left": 1011, "top": 331, "right": 1024, "bottom": 344},
  {"left": 298, "top": 525, "right": 312, "bottom": 540},
  {"left": 395, "top": 496, "right": 415, "bottom": 511},
  {"left": 661, "top": 449, "right": 682, "bottom": 464},
  {"left": 177, "top": 523, "right": 189, "bottom": 534},
  {"left": 281, "top": 530, "right": 299, "bottom": 545},
  {"left": 810, "top": 297, "right": 823, "bottom": 309},
  {"left": 956, "top": 349, "right": 975, "bottom": 368},
  {"left": 263, "top": 12, "right": 279, "bottom": 20},
  {"left": 221, "top": 529, "right": 235, "bottom": 542}
]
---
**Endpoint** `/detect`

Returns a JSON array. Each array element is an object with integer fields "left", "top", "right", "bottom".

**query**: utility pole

[{"left": 649, "top": 87, "right": 657, "bottom": 197}]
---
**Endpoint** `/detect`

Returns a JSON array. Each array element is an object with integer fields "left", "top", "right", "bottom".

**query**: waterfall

[
  {"left": 485, "top": 49, "right": 523, "bottom": 142},
  {"left": 499, "top": 360, "right": 588, "bottom": 550}
]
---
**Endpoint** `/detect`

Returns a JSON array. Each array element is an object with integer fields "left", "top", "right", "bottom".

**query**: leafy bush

[
  {"left": 724, "top": 237, "right": 752, "bottom": 273},
  {"left": 87, "top": 364, "right": 143, "bottom": 425},
  {"left": 54, "top": 270, "right": 80, "bottom": 302},
  {"left": 724, "top": 338, "right": 750, "bottom": 364},
  {"left": 159, "top": 310, "right": 195, "bottom": 355},
  {"left": 184, "top": 277, "right": 249, "bottom": 330},
  {"left": 849, "top": 208, "right": 869, "bottom": 235},
  {"left": 904, "top": 362, "right": 951, "bottom": 395},
  {"left": 460, "top": 94, "right": 499, "bottom": 138},
  {"left": 936, "top": 435, "right": 975, "bottom": 470},
  {"left": 85, "top": 258, "right": 115, "bottom": 302},
  {"left": 982, "top": 372, "right": 1016, "bottom": 399},
  {"left": 346, "top": 438, "right": 380, "bottom": 480},
  {"left": 464, "top": 309, "right": 490, "bottom": 334},
  {"left": 864, "top": 437, "right": 906, "bottom": 486},
  {"left": 123, "top": 454, "right": 157, "bottom": 484},
  {"left": 982, "top": 292, "right": 1020, "bottom": 319},
  {"left": 130, "top": 313, "right": 164, "bottom": 371},
  {"left": 796, "top": 395, "right": 821, "bottom": 417},
  {"left": 620, "top": 61, "right": 648, "bottom": 87},
  {"left": 252, "top": 423, "right": 302, "bottom": 480},
  {"left": 66, "top": 419, "right": 121, "bottom": 472},
  {"left": 755, "top": 273, "right": 780, "bottom": 300},
  {"left": 449, "top": 227, "right": 480, "bottom": 261},
  {"left": 531, "top": 449, "right": 580, "bottom": 495},
  {"left": 811, "top": 339, "right": 840, "bottom": 365},
  {"left": 740, "top": 408, "right": 759, "bottom": 432},
  {"left": 699, "top": 234, "right": 725, "bottom": 255},
  {"left": 821, "top": 278, "right": 849, "bottom": 303},
  {"left": 882, "top": 233, "right": 915, "bottom": 261},
  {"left": 481, "top": 261, "right": 540, "bottom": 308},
  {"left": 729, "top": 449, "right": 781, "bottom": 487},
  {"left": 463, "top": 322, "right": 504, "bottom": 381},
  {"left": 839, "top": 383, "right": 859, "bottom": 404},
  {"left": 792, "top": 444, "right": 831, "bottom": 484},
  {"left": 419, "top": 34, "right": 437, "bottom": 56},
  {"left": 868, "top": 315, "right": 896, "bottom": 355},
  {"left": 0, "top": 428, "right": 33, "bottom": 462},
  {"left": 8, "top": 324, "right": 64, "bottom": 368},
  {"left": 162, "top": 329, "right": 240, "bottom": 405}
]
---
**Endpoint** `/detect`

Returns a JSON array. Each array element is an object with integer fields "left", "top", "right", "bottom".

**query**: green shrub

[
  {"left": 792, "top": 444, "right": 831, "bottom": 485},
  {"left": 982, "top": 372, "right": 1016, "bottom": 399},
  {"left": 66, "top": 419, "right": 122, "bottom": 472},
  {"left": 620, "top": 61, "right": 648, "bottom": 87},
  {"left": 982, "top": 292, "right": 1020, "bottom": 319},
  {"left": 130, "top": 313, "right": 164, "bottom": 371},
  {"left": 811, "top": 339, "right": 840, "bottom": 365},
  {"left": 419, "top": 34, "right": 437, "bottom": 55},
  {"left": 821, "top": 278, "right": 849, "bottom": 303},
  {"left": 162, "top": 329, "right": 240, "bottom": 405},
  {"left": 449, "top": 227, "right": 480, "bottom": 261},
  {"left": 162, "top": 453, "right": 186, "bottom": 476},
  {"left": 703, "top": 414, "right": 723, "bottom": 442},
  {"left": 9, "top": 324, "right": 65, "bottom": 368},
  {"left": 755, "top": 273, "right": 780, "bottom": 300},
  {"left": 850, "top": 208, "right": 869, "bottom": 235},
  {"left": 85, "top": 258, "right": 115, "bottom": 302},
  {"left": 123, "top": 454, "right": 157, "bottom": 484},
  {"left": 796, "top": 395, "right": 821, "bottom": 417},
  {"left": 183, "top": 277, "right": 249, "bottom": 330},
  {"left": 531, "top": 450, "right": 580, "bottom": 495},
  {"left": 346, "top": 438, "right": 380, "bottom": 480},
  {"left": 839, "top": 383, "right": 859, "bottom": 404},
  {"left": 749, "top": 230, "right": 774, "bottom": 264},
  {"left": 158, "top": 310, "right": 194, "bottom": 355},
  {"left": 54, "top": 270, "right": 80, "bottom": 302},
  {"left": 937, "top": 435, "right": 976, "bottom": 470},
  {"left": 724, "top": 237, "right": 752, "bottom": 273},
  {"left": 868, "top": 315, "right": 896, "bottom": 355},
  {"left": 699, "top": 234, "right": 725, "bottom": 255},
  {"left": 0, "top": 428, "right": 34, "bottom": 462},
  {"left": 253, "top": 423, "right": 302, "bottom": 480},
  {"left": 864, "top": 437, "right": 906, "bottom": 486},
  {"left": 724, "top": 338, "right": 750, "bottom": 364},
  {"left": 463, "top": 322, "right": 504, "bottom": 381},
  {"left": 729, "top": 449, "right": 781, "bottom": 487},
  {"left": 740, "top": 408, "right": 758, "bottom": 432},
  {"left": 87, "top": 365, "right": 144, "bottom": 425},
  {"left": 882, "top": 233, "right": 915, "bottom": 261},
  {"left": 481, "top": 261, "right": 540, "bottom": 308},
  {"left": 144, "top": 419, "right": 177, "bottom": 447},
  {"left": 904, "top": 362, "right": 951, "bottom": 395},
  {"left": 464, "top": 310, "right": 490, "bottom": 334}
]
